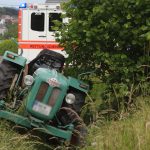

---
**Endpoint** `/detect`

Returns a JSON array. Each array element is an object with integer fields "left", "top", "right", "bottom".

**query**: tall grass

[
  {"left": 0, "top": 80, "right": 150, "bottom": 149},
  {"left": 0, "top": 121, "right": 55, "bottom": 150},
  {"left": 0, "top": 97, "right": 150, "bottom": 150},
  {"left": 83, "top": 97, "right": 150, "bottom": 150}
]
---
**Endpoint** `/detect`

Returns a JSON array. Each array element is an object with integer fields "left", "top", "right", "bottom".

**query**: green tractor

[{"left": 0, "top": 49, "right": 89, "bottom": 146}]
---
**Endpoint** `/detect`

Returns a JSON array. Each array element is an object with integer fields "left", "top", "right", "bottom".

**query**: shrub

[
  {"left": 59, "top": 0, "right": 150, "bottom": 111},
  {"left": 0, "top": 40, "right": 18, "bottom": 55}
]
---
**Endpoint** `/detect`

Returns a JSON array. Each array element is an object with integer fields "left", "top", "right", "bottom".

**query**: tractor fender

[
  {"left": 67, "top": 77, "right": 89, "bottom": 93},
  {"left": 3, "top": 51, "right": 27, "bottom": 68}
]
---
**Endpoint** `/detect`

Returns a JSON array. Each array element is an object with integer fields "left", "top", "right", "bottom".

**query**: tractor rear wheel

[{"left": 0, "top": 60, "right": 19, "bottom": 100}]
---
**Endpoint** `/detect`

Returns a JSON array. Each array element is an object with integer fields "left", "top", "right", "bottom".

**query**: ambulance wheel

[
  {"left": 56, "top": 107, "right": 87, "bottom": 147},
  {"left": 0, "top": 60, "right": 19, "bottom": 100}
]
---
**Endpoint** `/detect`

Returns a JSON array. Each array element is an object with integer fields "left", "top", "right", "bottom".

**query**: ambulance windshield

[
  {"left": 31, "top": 13, "right": 45, "bottom": 31},
  {"left": 49, "top": 13, "right": 62, "bottom": 31}
]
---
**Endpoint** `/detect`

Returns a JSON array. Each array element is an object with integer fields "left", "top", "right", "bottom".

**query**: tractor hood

[
  {"left": 26, "top": 68, "right": 89, "bottom": 121},
  {"left": 26, "top": 68, "right": 68, "bottom": 121}
]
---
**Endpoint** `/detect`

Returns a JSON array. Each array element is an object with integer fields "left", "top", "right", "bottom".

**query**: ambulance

[{"left": 18, "top": 0, "right": 68, "bottom": 62}]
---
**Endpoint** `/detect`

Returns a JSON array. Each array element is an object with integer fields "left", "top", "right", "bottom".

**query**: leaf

[
  {"left": 127, "top": 14, "right": 131, "bottom": 20},
  {"left": 146, "top": 32, "right": 150, "bottom": 40}
]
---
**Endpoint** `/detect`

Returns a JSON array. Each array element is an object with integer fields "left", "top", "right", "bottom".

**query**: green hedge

[{"left": 59, "top": 0, "right": 150, "bottom": 111}]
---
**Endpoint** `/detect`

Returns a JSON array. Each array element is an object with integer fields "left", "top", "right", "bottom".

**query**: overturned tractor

[{"left": 0, "top": 49, "right": 89, "bottom": 146}]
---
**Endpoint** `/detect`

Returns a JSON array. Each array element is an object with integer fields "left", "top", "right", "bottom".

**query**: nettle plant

[{"left": 57, "top": 0, "right": 150, "bottom": 111}]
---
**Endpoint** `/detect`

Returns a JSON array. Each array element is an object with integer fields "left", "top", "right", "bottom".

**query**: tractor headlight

[
  {"left": 65, "top": 93, "right": 75, "bottom": 104},
  {"left": 24, "top": 75, "right": 34, "bottom": 86}
]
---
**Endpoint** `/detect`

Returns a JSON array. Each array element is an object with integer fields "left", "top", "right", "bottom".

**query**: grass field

[
  {"left": 1, "top": 80, "right": 150, "bottom": 150},
  {"left": 1, "top": 98, "right": 150, "bottom": 150},
  {"left": 82, "top": 97, "right": 150, "bottom": 150},
  {"left": 0, "top": 121, "right": 54, "bottom": 150},
  {"left": 0, "top": 82, "right": 150, "bottom": 150}
]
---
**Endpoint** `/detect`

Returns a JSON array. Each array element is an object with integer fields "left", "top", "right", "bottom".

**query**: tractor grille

[
  {"left": 48, "top": 88, "right": 60, "bottom": 107},
  {"left": 36, "top": 82, "right": 49, "bottom": 101},
  {"left": 35, "top": 82, "right": 60, "bottom": 107}
]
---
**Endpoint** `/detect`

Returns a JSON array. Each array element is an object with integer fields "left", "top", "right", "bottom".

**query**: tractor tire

[
  {"left": 0, "top": 60, "right": 19, "bottom": 100},
  {"left": 56, "top": 107, "right": 87, "bottom": 147}
]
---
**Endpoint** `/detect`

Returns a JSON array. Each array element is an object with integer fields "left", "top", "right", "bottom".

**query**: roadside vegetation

[
  {"left": 0, "top": 23, "right": 18, "bottom": 40},
  {"left": 0, "top": 7, "right": 18, "bottom": 54},
  {"left": 59, "top": 0, "right": 150, "bottom": 119},
  {"left": 83, "top": 98, "right": 150, "bottom": 150},
  {"left": 0, "top": 0, "right": 150, "bottom": 149},
  {"left": 0, "top": 23, "right": 18, "bottom": 55},
  {"left": 0, "top": 121, "right": 54, "bottom": 150},
  {"left": 59, "top": 0, "right": 150, "bottom": 149},
  {"left": 0, "top": 39, "right": 17, "bottom": 55}
]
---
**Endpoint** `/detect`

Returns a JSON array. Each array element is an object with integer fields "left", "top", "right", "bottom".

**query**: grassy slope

[
  {"left": 0, "top": 121, "right": 54, "bottom": 150},
  {"left": 83, "top": 97, "right": 150, "bottom": 150},
  {"left": 1, "top": 90, "right": 150, "bottom": 150},
  {"left": 1, "top": 100, "right": 150, "bottom": 150}
]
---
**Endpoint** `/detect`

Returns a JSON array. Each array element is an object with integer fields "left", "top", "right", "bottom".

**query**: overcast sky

[{"left": 0, "top": 0, "right": 46, "bottom": 7}]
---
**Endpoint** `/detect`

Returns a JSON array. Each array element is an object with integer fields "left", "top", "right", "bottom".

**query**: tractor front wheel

[{"left": 56, "top": 107, "right": 87, "bottom": 147}]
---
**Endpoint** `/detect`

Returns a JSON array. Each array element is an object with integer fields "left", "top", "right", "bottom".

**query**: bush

[
  {"left": 59, "top": 0, "right": 150, "bottom": 111},
  {"left": 0, "top": 40, "right": 18, "bottom": 55}
]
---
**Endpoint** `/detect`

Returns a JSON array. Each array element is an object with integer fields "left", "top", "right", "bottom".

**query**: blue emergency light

[{"left": 19, "top": 3, "right": 27, "bottom": 8}]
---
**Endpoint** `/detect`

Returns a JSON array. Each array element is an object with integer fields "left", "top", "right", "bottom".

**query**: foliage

[
  {"left": 3, "top": 23, "right": 18, "bottom": 39},
  {"left": 0, "top": 121, "right": 57, "bottom": 150},
  {"left": 1, "top": 97, "right": 150, "bottom": 150},
  {"left": 0, "top": 7, "right": 18, "bottom": 40},
  {"left": 59, "top": 0, "right": 150, "bottom": 110},
  {"left": 0, "top": 23, "right": 18, "bottom": 40},
  {"left": 0, "top": 40, "right": 17, "bottom": 55}
]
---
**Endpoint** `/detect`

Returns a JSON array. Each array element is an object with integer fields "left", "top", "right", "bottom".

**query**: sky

[{"left": 0, "top": 0, "right": 46, "bottom": 7}]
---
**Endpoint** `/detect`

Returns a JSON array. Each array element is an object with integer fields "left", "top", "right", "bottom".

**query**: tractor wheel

[
  {"left": 0, "top": 60, "right": 19, "bottom": 100},
  {"left": 56, "top": 107, "right": 87, "bottom": 147}
]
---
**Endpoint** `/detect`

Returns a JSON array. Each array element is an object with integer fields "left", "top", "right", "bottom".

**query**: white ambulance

[{"left": 18, "top": 0, "right": 68, "bottom": 62}]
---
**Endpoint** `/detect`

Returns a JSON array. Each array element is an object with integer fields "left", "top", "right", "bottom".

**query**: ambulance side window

[
  {"left": 31, "top": 13, "right": 45, "bottom": 31},
  {"left": 49, "top": 13, "right": 62, "bottom": 31}
]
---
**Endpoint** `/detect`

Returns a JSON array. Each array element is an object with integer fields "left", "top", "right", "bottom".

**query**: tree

[
  {"left": 3, "top": 23, "right": 18, "bottom": 39},
  {"left": 0, "top": 7, "right": 18, "bottom": 17},
  {"left": 58, "top": 0, "right": 150, "bottom": 110}
]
